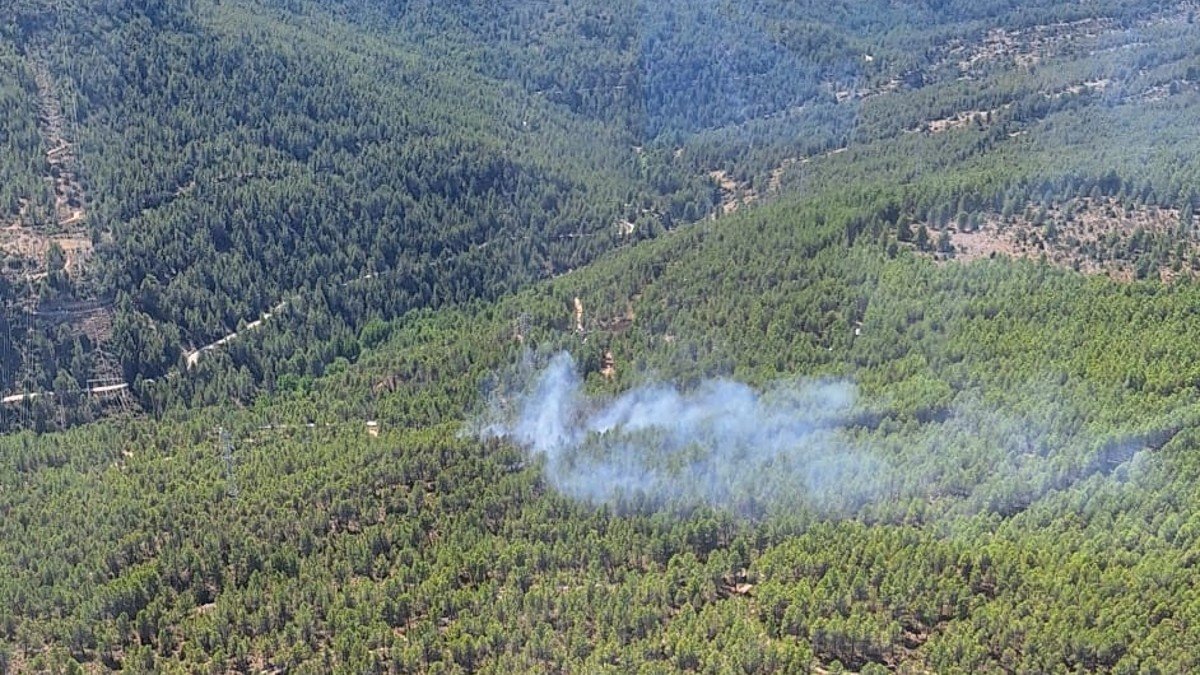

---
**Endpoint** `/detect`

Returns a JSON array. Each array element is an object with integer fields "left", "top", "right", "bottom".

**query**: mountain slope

[
  {"left": 6, "top": 0, "right": 1200, "bottom": 672},
  {"left": 0, "top": 0, "right": 713, "bottom": 419},
  {"left": 8, "top": 184, "right": 1200, "bottom": 671}
]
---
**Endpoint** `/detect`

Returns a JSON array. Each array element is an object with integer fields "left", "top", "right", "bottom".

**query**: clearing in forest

[
  {"left": 0, "top": 56, "right": 92, "bottom": 284},
  {"left": 926, "top": 197, "right": 1199, "bottom": 282},
  {"left": 709, "top": 169, "right": 759, "bottom": 215}
]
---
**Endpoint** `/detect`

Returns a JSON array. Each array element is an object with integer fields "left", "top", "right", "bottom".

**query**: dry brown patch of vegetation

[
  {"left": 0, "top": 226, "right": 91, "bottom": 281},
  {"left": 924, "top": 197, "right": 1198, "bottom": 282},
  {"left": 709, "top": 169, "right": 759, "bottom": 214},
  {"left": 945, "top": 18, "right": 1113, "bottom": 75}
]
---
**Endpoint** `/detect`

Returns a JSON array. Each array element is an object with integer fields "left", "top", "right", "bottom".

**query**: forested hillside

[
  {"left": 6, "top": 0, "right": 1200, "bottom": 672},
  {"left": 9, "top": 181, "right": 1200, "bottom": 672},
  {"left": 0, "top": 0, "right": 714, "bottom": 424},
  {"left": 2, "top": 0, "right": 1199, "bottom": 426}
]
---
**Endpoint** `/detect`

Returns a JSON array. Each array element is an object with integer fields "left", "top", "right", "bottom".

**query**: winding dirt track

[{"left": 184, "top": 302, "right": 287, "bottom": 369}]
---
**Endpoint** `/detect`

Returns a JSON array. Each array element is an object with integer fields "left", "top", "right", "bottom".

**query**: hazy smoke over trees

[
  {"left": 476, "top": 353, "right": 1177, "bottom": 518},
  {"left": 479, "top": 352, "right": 890, "bottom": 515}
]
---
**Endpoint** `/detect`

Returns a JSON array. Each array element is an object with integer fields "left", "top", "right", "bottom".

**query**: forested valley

[{"left": 4, "top": 0, "right": 1200, "bottom": 671}]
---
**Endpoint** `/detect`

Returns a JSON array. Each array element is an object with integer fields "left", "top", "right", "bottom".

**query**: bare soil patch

[
  {"left": 944, "top": 18, "right": 1113, "bottom": 75},
  {"left": 1, "top": 56, "right": 94, "bottom": 282},
  {"left": 0, "top": 226, "right": 91, "bottom": 280},
  {"left": 920, "top": 105, "right": 1012, "bottom": 134},
  {"left": 925, "top": 197, "right": 1198, "bottom": 282},
  {"left": 709, "top": 169, "right": 758, "bottom": 214}
]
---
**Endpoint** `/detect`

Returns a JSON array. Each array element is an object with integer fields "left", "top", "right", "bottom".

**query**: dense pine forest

[{"left": 4, "top": 0, "right": 1200, "bottom": 671}]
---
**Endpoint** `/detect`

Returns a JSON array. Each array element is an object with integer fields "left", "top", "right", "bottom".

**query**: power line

[{"left": 218, "top": 426, "right": 238, "bottom": 499}]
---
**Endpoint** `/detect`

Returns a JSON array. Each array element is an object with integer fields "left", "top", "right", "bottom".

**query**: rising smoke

[
  {"left": 475, "top": 352, "right": 1179, "bottom": 519},
  {"left": 479, "top": 352, "right": 891, "bottom": 515}
]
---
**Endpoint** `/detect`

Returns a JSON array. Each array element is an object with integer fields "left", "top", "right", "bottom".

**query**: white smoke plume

[{"left": 480, "top": 352, "right": 890, "bottom": 515}]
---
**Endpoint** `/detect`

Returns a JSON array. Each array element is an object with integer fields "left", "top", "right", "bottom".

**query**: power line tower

[
  {"left": 16, "top": 311, "right": 34, "bottom": 430},
  {"left": 515, "top": 311, "right": 537, "bottom": 379},
  {"left": 218, "top": 426, "right": 238, "bottom": 499},
  {"left": 0, "top": 306, "right": 18, "bottom": 429}
]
